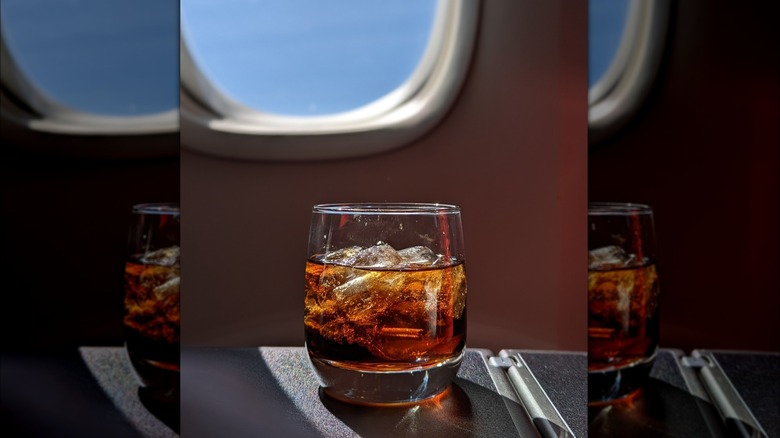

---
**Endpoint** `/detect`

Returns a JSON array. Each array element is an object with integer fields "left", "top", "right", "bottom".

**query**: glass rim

[
  {"left": 313, "top": 202, "right": 461, "bottom": 214},
  {"left": 588, "top": 202, "right": 652, "bottom": 215},
  {"left": 132, "top": 202, "right": 180, "bottom": 215}
]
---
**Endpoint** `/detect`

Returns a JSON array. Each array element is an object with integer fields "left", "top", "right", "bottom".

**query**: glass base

[
  {"left": 588, "top": 355, "right": 655, "bottom": 405},
  {"left": 309, "top": 351, "right": 464, "bottom": 406},
  {"left": 138, "top": 381, "right": 180, "bottom": 404},
  {"left": 126, "top": 350, "right": 180, "bottom": 404}
]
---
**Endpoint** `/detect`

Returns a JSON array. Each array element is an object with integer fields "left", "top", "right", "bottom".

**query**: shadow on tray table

[
  {"left": 588, "top": 349, "right": 779, "bottom": 438},
  {"left": 180, "top": 347, "right": 587, "bottom": 438},
  {"left": 1, "top": 348, "right": 178, "bottom": 437}
]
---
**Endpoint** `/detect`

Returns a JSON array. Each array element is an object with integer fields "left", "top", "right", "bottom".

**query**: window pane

[
  {"left": 589, "top": 0, "right": 631, "bottom": 87},
  {"left": 1, "top": 0, "right": 179, "bottom": 116},
  {"left": 181, "top": 0, "right": 438, "bottom": 116}
]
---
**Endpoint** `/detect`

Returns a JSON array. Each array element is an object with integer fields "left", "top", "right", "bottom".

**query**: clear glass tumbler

[
  {"left": 123, "top": 202, "right": 180, "bottom": 403},
  {"left": 304, "top": 203, "right": 468, "bottom": 405},
  {"left": 588, "top": 202, "right": 660, "bottom": 404}
]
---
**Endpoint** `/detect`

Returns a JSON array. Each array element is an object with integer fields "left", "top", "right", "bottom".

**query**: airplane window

[
  {"left": 180, "top": 0, "right": 480, "bottom": 161},
  {"left": 588, "top": 0, "right": 670, "bottom": 144},
  {"left": 0, "top": 0, "right": 178, "bottom": 134},
  {"left": 181, "top": 0, "right": 437, "bottom": 116}
]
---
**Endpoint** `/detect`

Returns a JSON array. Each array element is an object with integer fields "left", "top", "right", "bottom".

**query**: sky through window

[{"left": 181, "top": 0, "right": 438, "bottom": 116}]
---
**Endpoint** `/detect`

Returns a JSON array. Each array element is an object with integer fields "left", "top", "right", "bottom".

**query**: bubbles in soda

[{"left": 305, "top": 242, "right": 466, "bottom": 369}]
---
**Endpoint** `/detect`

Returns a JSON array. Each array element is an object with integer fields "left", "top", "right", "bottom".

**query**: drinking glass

[
  {"left": 304, "top": 203, "right": 468, "bottom": 405},
  {"left": 588, "top": 202, "right": 660, "bottom": 404},
  {"left": 123, "top": 202, "right": 181, "bottom": 403}
]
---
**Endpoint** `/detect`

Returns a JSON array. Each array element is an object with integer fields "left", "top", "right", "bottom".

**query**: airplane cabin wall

[
  {"left": 588, "top": 1, "right": 779, "bottom": 352},
  {"left": 0, "top": 135, "right": 180, "bottom": 348}
]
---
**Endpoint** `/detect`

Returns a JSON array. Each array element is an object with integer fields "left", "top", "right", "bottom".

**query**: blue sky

[
  {"left": 181, "top": 0, "right": 437, "bottom": 116},
  {"left": 589, "top": 0, "right": 631, "bottom": 87},
  {"left": 1, "top": 0, "right": 435, "bottom": 117},
  {"left": 1, "top": 0, "right": 179, "bottom": 116}
]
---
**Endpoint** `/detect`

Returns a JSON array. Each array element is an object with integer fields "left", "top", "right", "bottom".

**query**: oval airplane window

[
  {"left": 0, "top": 0, "right": 178, "bottom": 134},
  {"left": 180, "top": 0, "right": 480, "bottom": 161},
  {"left": 182, "top": 0, "right": 437, "bottom": 117},
  {"left": 588, "top": 0, "right": 670, "bottom": 144}
]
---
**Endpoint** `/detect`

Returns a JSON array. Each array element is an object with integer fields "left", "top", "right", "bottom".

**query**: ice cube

[
  {"left": 141, "top": 246, "right": 180, "bottom": 266},
  {"left": 398, "top": 246, "right": 438, "bottom": 268},
  {"left": 352, "top": 243, "right": 403, "bottom": 268},
  {"left": 321, "top": 246, "right": 363, "bottom": 265},
  {"left": 154, "top": 276, "right": 180, "bottom": 299},
  {"left": 332, "top": 270, "right": 405, "bottom": 300},
  {"left": 588, "top": 245, "right": 636, "bottom": 270}
]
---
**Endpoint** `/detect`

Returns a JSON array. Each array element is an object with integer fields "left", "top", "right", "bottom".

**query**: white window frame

[
  {"left": 180, "top": 0, "right": 480, "bottom": 161},
  {"left": 588, "top": 0, "right": 670, "bottom": 144},
  {"left": 0, "top": 33, "right": 178, "bottom": 136}
]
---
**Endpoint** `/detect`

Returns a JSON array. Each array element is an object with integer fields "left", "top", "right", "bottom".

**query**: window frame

[
  {"left": 180, "top": 0, "right": 480, "bottom": 161},
  {"left": 588, "top": 0, "right": 671, "bottom": 145},
  {"left": 0, "top": 24, "right": 178, "bottom": 137}
]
